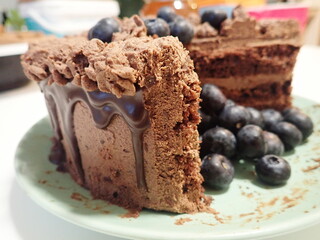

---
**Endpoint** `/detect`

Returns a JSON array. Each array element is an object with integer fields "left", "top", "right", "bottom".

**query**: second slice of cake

[{"left": 188, "top": 7, "right": 301, "bottom": 110}]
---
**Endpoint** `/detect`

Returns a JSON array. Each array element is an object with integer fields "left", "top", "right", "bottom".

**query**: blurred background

[
  {"left": 0, "top": 0, "right": 320, "bottom": 45},
  {"left": 0, "top": 0, "right": 319, "bottom": 91},
  {"left": 0, "top": 0, "right": 319, "bottom": 44}
]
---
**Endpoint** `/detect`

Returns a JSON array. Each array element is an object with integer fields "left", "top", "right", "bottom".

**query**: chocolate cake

[
  {"left": 20, "top": 9, "right": 301, "bottom": 214},
  {"left": 21, "top": 35, "right": 211, "bottom": 213},
  {"left": 187, "top": 7, "right": 301, "bottom": 110}
]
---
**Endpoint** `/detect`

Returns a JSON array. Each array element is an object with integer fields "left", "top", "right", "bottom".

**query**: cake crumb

[
  {"left": 257, "top": 197, "right": 279, "bottom": 210},
  {"left": 303, "top": 178, "right": 318, "bottom": 185},
  {"left": 302, "top": 163, "right": 320, "bottom": 172},
  {"left": 101, "top": 210, "right": 110, "bottom": 214},
  {"left": 241, "top": 192, "right": 254, "bottom": 199},
  {"left": 312, "top": 145, "right": 320, "bottom": 151},
  {"left": 38, "top": 179, "right": 67, "bottom": 189},
  {"left": 71, "top": 192, "right": 89, "bottom": 202},
  {"left": 200, "top": 221, "right": 216, "bottom": 227},
  {"left": 120, "top": 210, "right": 140, "bottom": 218},
  {"left": 281, "top": 188, "right": 308, "bottom": 210},
  {"left": 175, "top": 217, "right": 192, "bottom": 225},
  {"left": 239, "top": 212, "right": 255, "bottom": 218},
  {"left": 38, "top": 179, "right": 47, "bottom": 184}
]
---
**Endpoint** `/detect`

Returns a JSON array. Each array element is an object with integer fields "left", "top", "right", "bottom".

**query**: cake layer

[
  {"left": 199, "top": 73, "right": 292, "bottom": 90},
  {"left": 215, "top": 80, "right": 292, "bottom": 110},
  {"left": 189, "top": 44, "right": 300, "bottom": 79},
  {"left": 22, "top": 36, "right": 211, "bottom": 213}
]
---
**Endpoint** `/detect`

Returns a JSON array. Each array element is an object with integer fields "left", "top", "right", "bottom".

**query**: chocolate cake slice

[
  {"left": 187, "top": 7, "right": 301, "bottom": 110},
  {"left": 21, "top": 36, "right": 211, "bottom": 213}
]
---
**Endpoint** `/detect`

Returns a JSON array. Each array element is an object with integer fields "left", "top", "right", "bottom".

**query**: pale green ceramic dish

[{"left": 15, "top": 96, "right": 320, "bottom": 240}]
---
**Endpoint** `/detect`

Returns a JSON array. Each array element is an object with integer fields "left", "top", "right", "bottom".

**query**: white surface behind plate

[
  {"left": 0, "top": 45, "right": 320, "bottom": 240},
  {"left": 0, "top": 43, "right": 28, "bottom": 57}
]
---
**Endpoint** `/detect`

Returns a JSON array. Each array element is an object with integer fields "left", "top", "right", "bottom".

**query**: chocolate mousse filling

[{"left": 40, "top": 79, "right": 150, "bottom": 189}]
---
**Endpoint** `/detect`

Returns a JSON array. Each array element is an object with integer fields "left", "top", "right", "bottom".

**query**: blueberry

[
  {"left": 88, "top": 17, "right": 120, "bottom": 43},
  {"left": 247, "top": 107, "right": 265, "bottom": 128},
  {"left": 157, "top": 6, "right": 177, "bottom": 23},
  {"left": 224, "top": 99, "right": 235, "bottom": 108},
  {"left": 201, "top": 10, "right": 227, "bottom": 30},
  {"left": 282, "top": 108, "right": 313, "bottom": 140},
  {"left": 200, "top": 84, "right": 227, "bottom": 115},
  {"left": 201, "top": 154, "right": 235, "bottom": 189},
  {"left": 200, "top": 127, "right": 237, "bottom": 158},
  {"left": 218, "top": 104, "right": 250, "bottom": 132},
  {"left": 198, "top": 110, "right": 218, "bottom": 134},
  {"left": 169, "top": 18, "right": 194, "bottom": 44},
  {"left": 255, "top": 155, "right": 291, "bottom": 185},
  {"left": 269, "top": 121, "right": 302, "bottom": 151},
  {"left": 237, "top": 125, "right": 266, "bottom": 159},
  {"left": 261, "top": 109, "right": 283, "bottom": 130},
  {"left": 263, "top": 131, "right": 284, "bottom": 156},
  {"left": 144, "top": 18, "right": 170, "bottom": 37},
  {"left": 282, "top": 107, "right": 300, "bottom": 117}
]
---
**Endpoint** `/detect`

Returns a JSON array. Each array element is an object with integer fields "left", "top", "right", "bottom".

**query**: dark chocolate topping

[{"left": 40, "top": 79, "right": 150, "bottom": 189}]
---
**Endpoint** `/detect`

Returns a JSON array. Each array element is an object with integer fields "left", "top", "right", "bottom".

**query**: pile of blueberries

[
  {"left": 199, "top": 84, "right": 314, "bottom": 189},
  {"left": 144, "top": 7, "right": 227, "bottom": 44},
  {"left": 88, "top": 7, "right": 228, "bottom": 45},
  {"left": 144, "top": 7, "right": 194, "bottom": 44}
]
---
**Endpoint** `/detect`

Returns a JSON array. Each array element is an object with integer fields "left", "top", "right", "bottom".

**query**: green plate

[{"left": 15, "top": 96, "right": 320, "bottom": 240}]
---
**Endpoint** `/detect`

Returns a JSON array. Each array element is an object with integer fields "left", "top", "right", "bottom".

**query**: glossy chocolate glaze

[{"left": 39, "top": 79, "right": 150, "bottom": 189}]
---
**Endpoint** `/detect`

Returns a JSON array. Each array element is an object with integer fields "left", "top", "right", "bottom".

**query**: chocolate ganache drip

[{"left": 39, "top": 79, "right": 150, "bottom": 189}]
